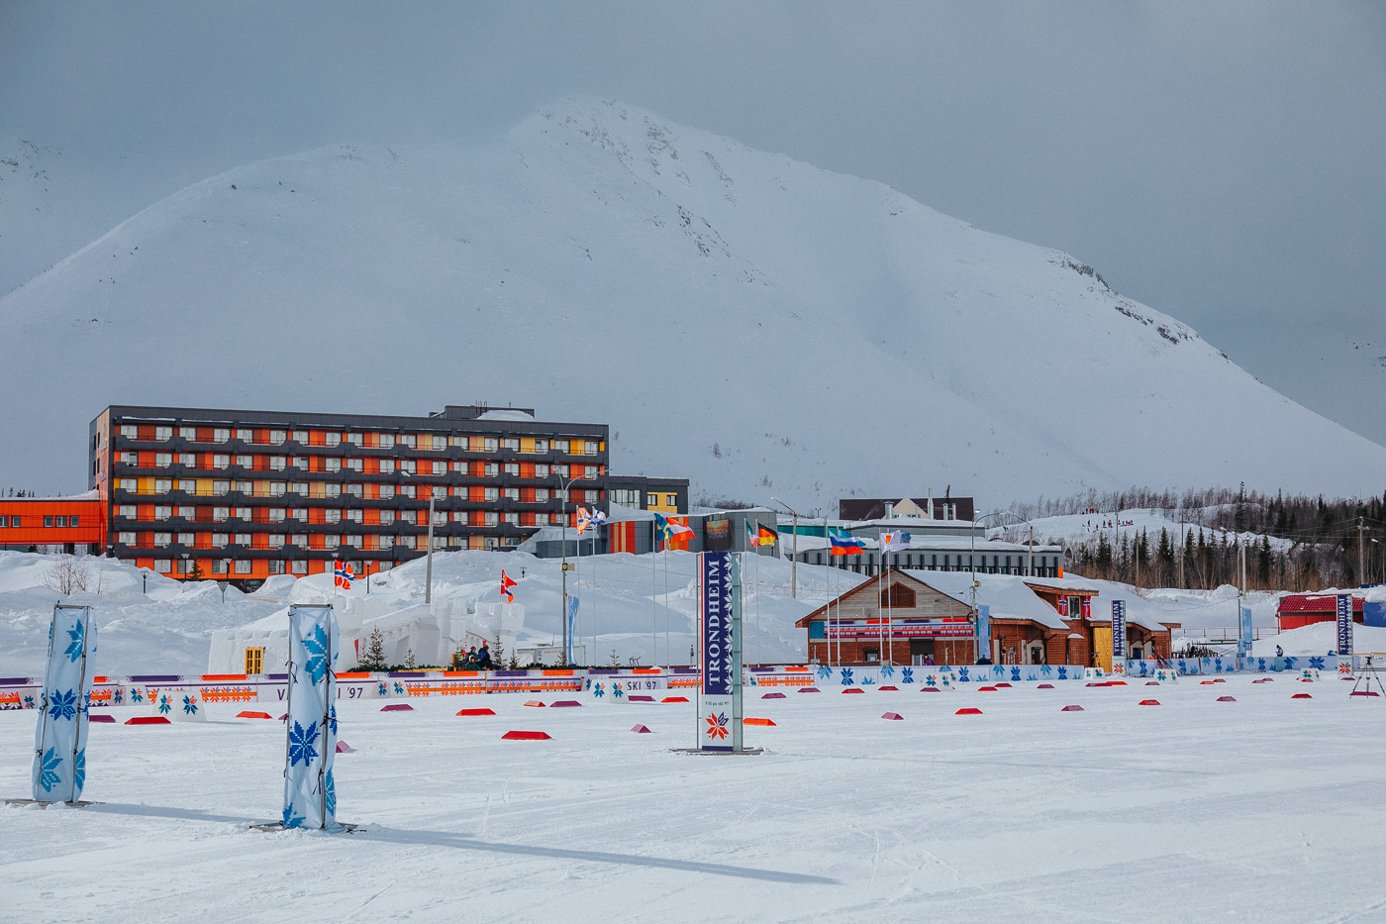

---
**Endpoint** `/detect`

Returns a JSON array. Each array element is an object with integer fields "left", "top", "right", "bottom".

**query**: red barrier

[
  {"left": 744, "top": 717, "right": 776, "bottom": 726},
  {"left": 955, "top": 707, "right": 983, "bottom": 715},
  {"left": 1138, "top": 699, "right": 1161, "bottom": 706},
  {"left": 89, "top": 714, "right": 116, "bottom": 723},
  {"left": 1217, "top": 696, "right": 1237, "bottom": 702},
  {"left": 457, "top": 708, "right": 496, "bottom": 716},
  {"left": 797, "top": 687, "right": 820, "bottom": 694},
  {"left": 125, "top": 716, "right": 170, "bottom": 725},
  {"left": 841, "top": 688, "right": 864, "bottom": 695},
  {"left": 661, "top": 696, "right": 689, "bottom": 704},
  {"left": 631, "top": 724, "right": 652, "bottom": 734},
  {"left": 502, "top": 730, "right": 551, "bottom": 740},
  {"left": 236, "top": 711, "right": 273, "bottom": 720},
  {"left": 1037, "top": 684, "right": 1054, "bottom": 689},
  {"left": 380, "top": 703, "right": 414, "bottom": 712},
  {"left": 1292, "top": 693, "right": 1312, "bottom": 699},
  {"left": 880, "top": 712, "right": 903, "bottom": 721},
  {"left": 1061, "top": 704, "right": 1084, "bottom": 712},
  {"left": 878, "top": 685, "right": 899, "bottom": 692}
]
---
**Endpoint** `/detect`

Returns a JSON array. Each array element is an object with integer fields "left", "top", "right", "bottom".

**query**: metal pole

[
  {"left": 560, "top": 485, "right": 568, "bottom": 665},
  {"left": 319, "top": 608, "right": 333, "bottom": 828}
]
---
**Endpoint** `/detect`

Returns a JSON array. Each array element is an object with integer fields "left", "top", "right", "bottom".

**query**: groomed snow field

[{"left": 4, "top": 674, "right": 1385, "bottom": 922}]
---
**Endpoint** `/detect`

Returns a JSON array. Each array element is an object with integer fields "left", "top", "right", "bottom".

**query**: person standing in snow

[
  {"left": 476, "top": 641, "right": 493, "bottom": 670},
  {"left": 1275, "top": 644, "right": 1284, "bottom": 659}
]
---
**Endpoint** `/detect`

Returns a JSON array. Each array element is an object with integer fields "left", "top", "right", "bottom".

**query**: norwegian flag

[
  {"left": 500, "top": 569, "right": 517, "bottom": 603},
  {"left": 333, "top": 560, "right": 354, "bottom": 590}
]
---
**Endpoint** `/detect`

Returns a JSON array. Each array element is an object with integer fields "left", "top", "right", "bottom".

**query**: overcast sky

[{"left": 4, "top": 1, "right": 1384, "bottom": 443}]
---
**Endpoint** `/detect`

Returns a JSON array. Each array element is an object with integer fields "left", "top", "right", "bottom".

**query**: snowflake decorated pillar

[
  {"left": 32, "top": 604, "right": 98, "bottom": 803},
  {"left": 696, "top": 551, "right": 744, "bottom": 752},
  {"left": 282, "top": 604, "right": 339, "bottom": 829}
]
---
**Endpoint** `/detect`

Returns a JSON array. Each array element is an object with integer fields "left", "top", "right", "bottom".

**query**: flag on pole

[
  {"left": 576, "top": 506, "right": 609, "bottom": 535},
  {"left": 745, "top": 519, "right": 759, "bottom": 549},
  {"left": 880, "top": 530, "right": 911, "bottom": 554},
  {"left": 654, "top": 512, "right": 693, "bottom": 545},
  {"left": 333, "top": 560, "right": 354, "bottom": 590},
  {"left": 500, "top": 570, "right": 517, "bottom": 603},
  {"left": 828, "top": 529, "right": 865, "bottom": 556},
  {"left": 757, "top": 525, "right": 778, "bottom": 547}
]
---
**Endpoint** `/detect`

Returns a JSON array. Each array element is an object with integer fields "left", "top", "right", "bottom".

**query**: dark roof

[{"left": 838, "top": 496, "right": 976, "bottom": 522}]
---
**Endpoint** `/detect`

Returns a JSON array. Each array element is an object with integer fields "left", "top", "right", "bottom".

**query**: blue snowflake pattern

[
  {"left": 392, "top": 682, "right": 404, "bottom": 695},
  {"left": 861, "top": 676, "right": 876, "bottom": 686},
  {"left": 1309, "top": 657, "right": 1326, "bottom": 670},
  {"left": 301, "top": 624, "right": 330, "bottom": 685},
  {"left": 1257, "top": 658, "right": 1267, "bottom": 672},
  {"left": 182, "top": 695, "right": 198, "bottom": 716},
  {"left": 329, "top": 704, "right": 338, "bottom": 735},
  {"left": 157, "top": 694, "right": 172, "bottom": 715},
  {"left": 1283, "top": 656, "right": 1297, "bottom": 670},
  {"left": 23, "top": 694, "right": 35, "bottom": 709},
  {"left": 288, "top": 720, "right": 320, "bottom": 767},
  {"left": 880, "top": 664, "right": 896, "bottom": 678},
  {"left": 1057, "top": 667, "right": 1068, "bottom": 680},
  {"left": 816, "top": 664, "right": 833, "bottom": 679},
  {"left": 958, "top": 668, "right": 971, "bottom": 683},
  {"left": 130, "top": 688, "right": 144, "bottom": 703},
  {"left": 1010, "top": 667, "right": 1022, "bottom": 682},
  {"left": 900, "top": 668, "right": 914, "bottom": 685},
  {"left": 839, "top": 668, "right": 855, "bottom": 687},
  {"left": 612, "top": 684, "right": 624, "bottom": 699},
  {"left": 324, "top": 769, "right": 336, "bottom": 818},
  {"left": 924, "top": 674, "right": 937, "bottom": 687},
  {"left": 37, "top": 747, "right": 62, "bottom": 793},
  {"left": 592, "top": 683, "right": 605, "bottom": 698},
  {"left": 377, "top": 682, "right": 388, "bottom": 696},
  {"left": 282, "top": 802, "right": 305, "bottom": 830},
  {"left": 48, "top": 689, "right": 78, "bottom": 722},
  {"left": 113, "top": 688, "right": 123, "bottom": 704},
  {"left": 64, "top": 619, "right": 86, "bottom": 663},
  {"left": 992, "top": 665, "right": 1004, "bottom": 679},
  {"left": 1041, "top": 665, "right": 1053, "bottom": 677},
  {"left": 73, "top": 748, "right": 86, "bottom": 793}
]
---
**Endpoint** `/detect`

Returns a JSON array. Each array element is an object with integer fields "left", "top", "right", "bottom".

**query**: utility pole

[
  {"left": 1027, "top": 523, "right": 1034, "bottom": 578},
  {"left": 771, "top": 497, "right": 799, "bottom": 599},
  {"left": 1359, "top": 517, "right": 1366, "bottom": 585}
]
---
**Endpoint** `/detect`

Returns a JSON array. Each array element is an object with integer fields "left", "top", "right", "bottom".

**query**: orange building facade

[{"left": 0, "top": 495, "right": 107, "bottom": 552}]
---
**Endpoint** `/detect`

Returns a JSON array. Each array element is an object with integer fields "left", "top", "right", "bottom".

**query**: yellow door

[{"left": 1092, "top": 626, "right": 1112, "bottom": 672}]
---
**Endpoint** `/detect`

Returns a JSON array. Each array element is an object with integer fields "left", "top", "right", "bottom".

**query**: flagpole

[{"left": 651, "top": 517, "right": 658, "bottom": 667}]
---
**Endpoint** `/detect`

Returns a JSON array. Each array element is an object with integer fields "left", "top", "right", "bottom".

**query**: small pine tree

[
  {"left": 360, "top": 627, "right": 387, "bottom": 671},
  {"left": 404, "top": 648, "right": 416, "bottom": 669}
]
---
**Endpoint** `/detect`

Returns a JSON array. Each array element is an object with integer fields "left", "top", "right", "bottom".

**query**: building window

[
  {"left": 290, "top": 560, "right": 308, "bottom": 574},
  {"left": 665, "top": 494, "right": 677, "bottom": 507},
  {"left": 55, "top": 516, "right": 68, "bottom": 527},
  {"left": 378, "top": 433, "right": 395, "bottom": 449},
  {"left": 234, "top": 560, "right": 252, "bottom": 575},
  {"left": 646, "top": 493, "right": 658, "bottom": 507},
  {"left": 344, "top": 457, "right": 362, "bottom": 472},
  {"left": 212, "top": 454, "right": 230, "bottom": 469},
  {"left": 120, "top": 424, "right": 137, "bottom": 438},
  {"left": 381, "top": 459, "right": 397, "bottom": 474},
  {"left": 290, "top": 456, "right": 307, "bottom": 470},
  {"left": 483, "top": 511, "right": 499, "bottom": 526},
  {"left": 269, "top": 456, "right": 287, "bottom": 471},
  {"left": 611, "top": 488, "right": 638, "bottom": 506},
  {"left": 177, "top": 532, "right": 194, "bottom": 545},
  {"left": 345, "top": 432, "right": 362, "bottom": 446},
  {"left": 154, "top": 479, "right": 173, "bottom": 493},
  {"left": 553, "top": 439, "right": 569, "bottom": 453},
  {"left": 324, "top": 510, "right": 341, "bottom": 524},
  {"left": 290, "top": 482, "right": 308, "bottom": 495},
  {"left": 484, "top": 487, "right": 499, "bottom": 501},
  {"left": 324, "top": 458, "right": 341, "bottom": 473},
  {"left": 268, "top": 430, "right": 286, "bottom": 445},
  {"left": 235, "top": 428, "right": 252, "bottom": 442},
  {"left": 378, "top": 536, "right": 394, "bottom": 550},
  {"left": 291, "top": 430, "right": 308, "bottom": 443},
  {"left": 268, "top": 560, "right": 286, "bottom": 575},
  {"left": 178, "top": 426, "right": 197, "bottom": 440},
  {"left": 177, "top": 480, "right": 196, "bottom": 494},
  {"left": 323, "top": 484, "right": 341, "bottom": 498},
  {"left": 212, "top": 506, "right": 229, "bottom": 522},
  {"left": 211, "top": 534, "right": 228, "bottom": 548},
  {"left": 234, "top": 481, "right": 252, "bottom": 495},
  {"left": 155, "top": 559, "right": 173, "bottom": 573},
  {"left": 120, "top": 451, "right": 137, "bottom": 465},
  {"left": 345, "top": 535, "right": 363, "bottom": 548},
  {"left": 483, "top": 462, "right": 499, "bottom": 477},
  {"left": 153, "top": 532, "right": 172, "bottom": 546},
  {"left": 323, "top": 536, "right": 340, "bottom": 549},
  {"left": 212, "top": 559, "right": 229, "bottom": 574},
  {"left": 346, "top": 509, "right": 364, "bottom": 523},
  {"left": 234, "top": 533, "right": 251, "bottom": 545},
  {"left": 387, "top": 485, "right": 403, "bottom": 499},
  {"left": 503, "top": 462, "right": 520, "bottom": 477},
  {"left": 268, "top": 534, "right": 285, "bottom": 548},
  {"left": 503, "top": 487, "right": 519, "bottom": 501},
  {"left": 154, "top": 506, "right": 172, "bottom": 520},
  {"left": 291, "top": 508, "right": 308, "bottom": 522},
  {"left": 178, "top": 452, "right": 195, "bottom": 467},
  {"left": 118, "top": 531, "right": 135, "bottom": 545},
  {"left": 155, "top": 426, "right": 173, "bottom": 441},
  {"left": 213, "top": 428, "right": 230, "bottom": 443},
  {"left": 155, "top": 452, "right": 173, "bottom": 467}
]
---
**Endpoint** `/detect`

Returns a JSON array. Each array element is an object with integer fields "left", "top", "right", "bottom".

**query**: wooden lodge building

[{"left": 795, "top": 569, "right": 1178, "bottom": 668}]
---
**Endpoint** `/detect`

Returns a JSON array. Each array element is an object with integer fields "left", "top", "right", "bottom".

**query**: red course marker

[
  {"left": 380, "top": 703, "right": 414, "bottom": 712},
  {"left": 237, "top": 710, "right": 273, "bottom": 720},
  {"left": 797, "top": 687, "right": 820, "bottom": 694},
  {"left": 523, "top": 700, "right": 546, "bottom": 708},
  {"left": 457, "top": 707, "right": 496, "bottom": 716},
  {"left": 1292, "top": 693, "right": 1313, "bottom": 699},
  {"left": 743, "top": 717, "right": 776, "bottom": 727},
  {"left": 1061, "top": 704, "right": 1085, "bottom": 712},
  {"left": 125, "top": 716, "right": 171, "bottom": 725},
  {"left": 501, "top": 730, "right": 551, "bottom": 740},
  {"left": 550, "top": 700, "right": 583, "bottom": 708},
  {"left": 881, "top": 712, "right": 904, "bottom": 721},
  {"left": 630, "top": 724, "right": 652, "bottom": 734},
  {"left": 661, "top": 696, "right": 689, "bottom": 704},
  {"left": 978, "top": 686, "right": 998, "bottom": 692},
  {"left": 955, "top": 707, "right": 983, "bottom": 715},
  {"left": 761, "top": 692, "right": 786, "bottom": 699},
  {"left": 89, "top": 714, "right": 116, "bottom": 723},
  {"left": 841, "top": 688, "right": 864, "bottom": 695},
  {"left": 1216, "top": 696, "right": 1237, "bottom": 702},
  {"left": 1138, "top": 699, "right": 1161, "bottom": 706},
  {"left": 878, "top": 685, "right": 899, "bottom": 692},
  {"left": 994, "top": 682, "right": 1013, "bottom": 688},
  {"left": 920, "top": 687, "right": 941, "bottom": 693},
  {"left": 1036, "top": 683, "right": 1055, "bottom": 690}
]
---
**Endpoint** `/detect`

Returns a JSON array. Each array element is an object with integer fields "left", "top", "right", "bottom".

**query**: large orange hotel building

[{"left": 0, "top": 402, "right": 690, "bottom": 586}]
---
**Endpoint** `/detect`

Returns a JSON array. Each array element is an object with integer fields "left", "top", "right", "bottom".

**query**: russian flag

[{"left": 829, "top": 530, "right": 864, "bottom": 556}]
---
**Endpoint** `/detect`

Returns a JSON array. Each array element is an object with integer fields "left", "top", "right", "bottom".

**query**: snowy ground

[{"left": 5, "top": 677, "right": 1386, "bottom": 922}]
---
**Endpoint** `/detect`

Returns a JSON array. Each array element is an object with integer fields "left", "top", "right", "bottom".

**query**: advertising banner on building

[
  {"left": 698, "top": 551, "right": 735, "bottom": 750},
  {"left": 1336, "top": 594, "right": 1353, "bottom": 657},
  {"left": 1110, "top": 600, "right": 1126, "bottom": 671},
  {"left": 704, "top": 518, "right": 732, "bottom": 552},
  {"left": 283, "top": 604, "right": 339, "bottom": 829},
  {"left": 827, "top": 617, "right": 973, "bottom": 640},
  {"left": 1238, "top": 605, "right": 1254, "bottom": 664},
  {"left": 976, "top": 605, "right": 990, "bottom": 661},
  {"left": 32, "top": 605, "right": 98, "bottom": 803}
]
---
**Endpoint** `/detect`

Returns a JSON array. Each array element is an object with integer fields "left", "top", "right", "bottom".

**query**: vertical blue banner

[
  {"left": 1336, "top": 594, "right": 1353, "bottom": 657},
  {"left": 566, "top": 596, "right": 580, "bottom": 664},
  {"left": 699, "top": 551, "right": 734, "bottom": 750},
  {"left": 283, "top": 604, "right": 339, "bottom": 830},
  {"left": 1110, "top": 600, "right": 1126, "bottom": 665},
  {"left": 976, "top": 605, "right": 990, "bottom": 662},
  {"left": 32, "top": 605, "right": 97, "bottom": 803},
  {"left": 1237, "top": 606, "right": 1254, "bottom": 663}
]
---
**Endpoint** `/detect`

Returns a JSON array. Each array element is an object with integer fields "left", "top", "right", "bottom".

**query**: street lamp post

[
  {"left": 968, "top": 510, "right": 1030, "bottom": 663},
  {"left": 770, "top": 497, "right": 800, "bottom": 599},
  {"left": 557, "top": 472, "right": 588, "bottom": 666}
]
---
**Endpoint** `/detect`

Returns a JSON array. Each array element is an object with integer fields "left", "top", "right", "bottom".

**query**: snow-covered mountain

[{"left": 2, "top": 98, "right": 1384, "bottom": 507}]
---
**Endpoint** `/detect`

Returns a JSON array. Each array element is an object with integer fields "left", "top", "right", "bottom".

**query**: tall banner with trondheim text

[
  {"left": 32, "top": 605, "right": 97, "bottom": 803},
  {"left": 1238, "top": 606, "right": 1254, "bottom": 665},
  {"left": 1336, "top": 594, "right": 1353, "bottom": 657},
  {"left": 1110, "top": 600, "right": 1126, "bottom": 674},
  {"left": 282, "top": 604, "right": 339, "bottom": 829},
  {"left": 698, "top": 552, "right": 735, "bottom": 750}
]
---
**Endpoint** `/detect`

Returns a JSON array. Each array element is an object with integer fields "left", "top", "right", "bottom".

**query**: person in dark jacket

[{"left": 476, "top": 641, "right": 493, "bottom": 670}]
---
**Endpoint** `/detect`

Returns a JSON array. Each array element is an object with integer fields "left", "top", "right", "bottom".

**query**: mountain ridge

[{"left": 1, "top": 98, "right": 1382, "bottom": 506}]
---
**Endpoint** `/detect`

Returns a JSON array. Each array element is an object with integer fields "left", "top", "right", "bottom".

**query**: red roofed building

[{"left": 1276, "top": 593, "right": 1365, "bottom": 631}]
